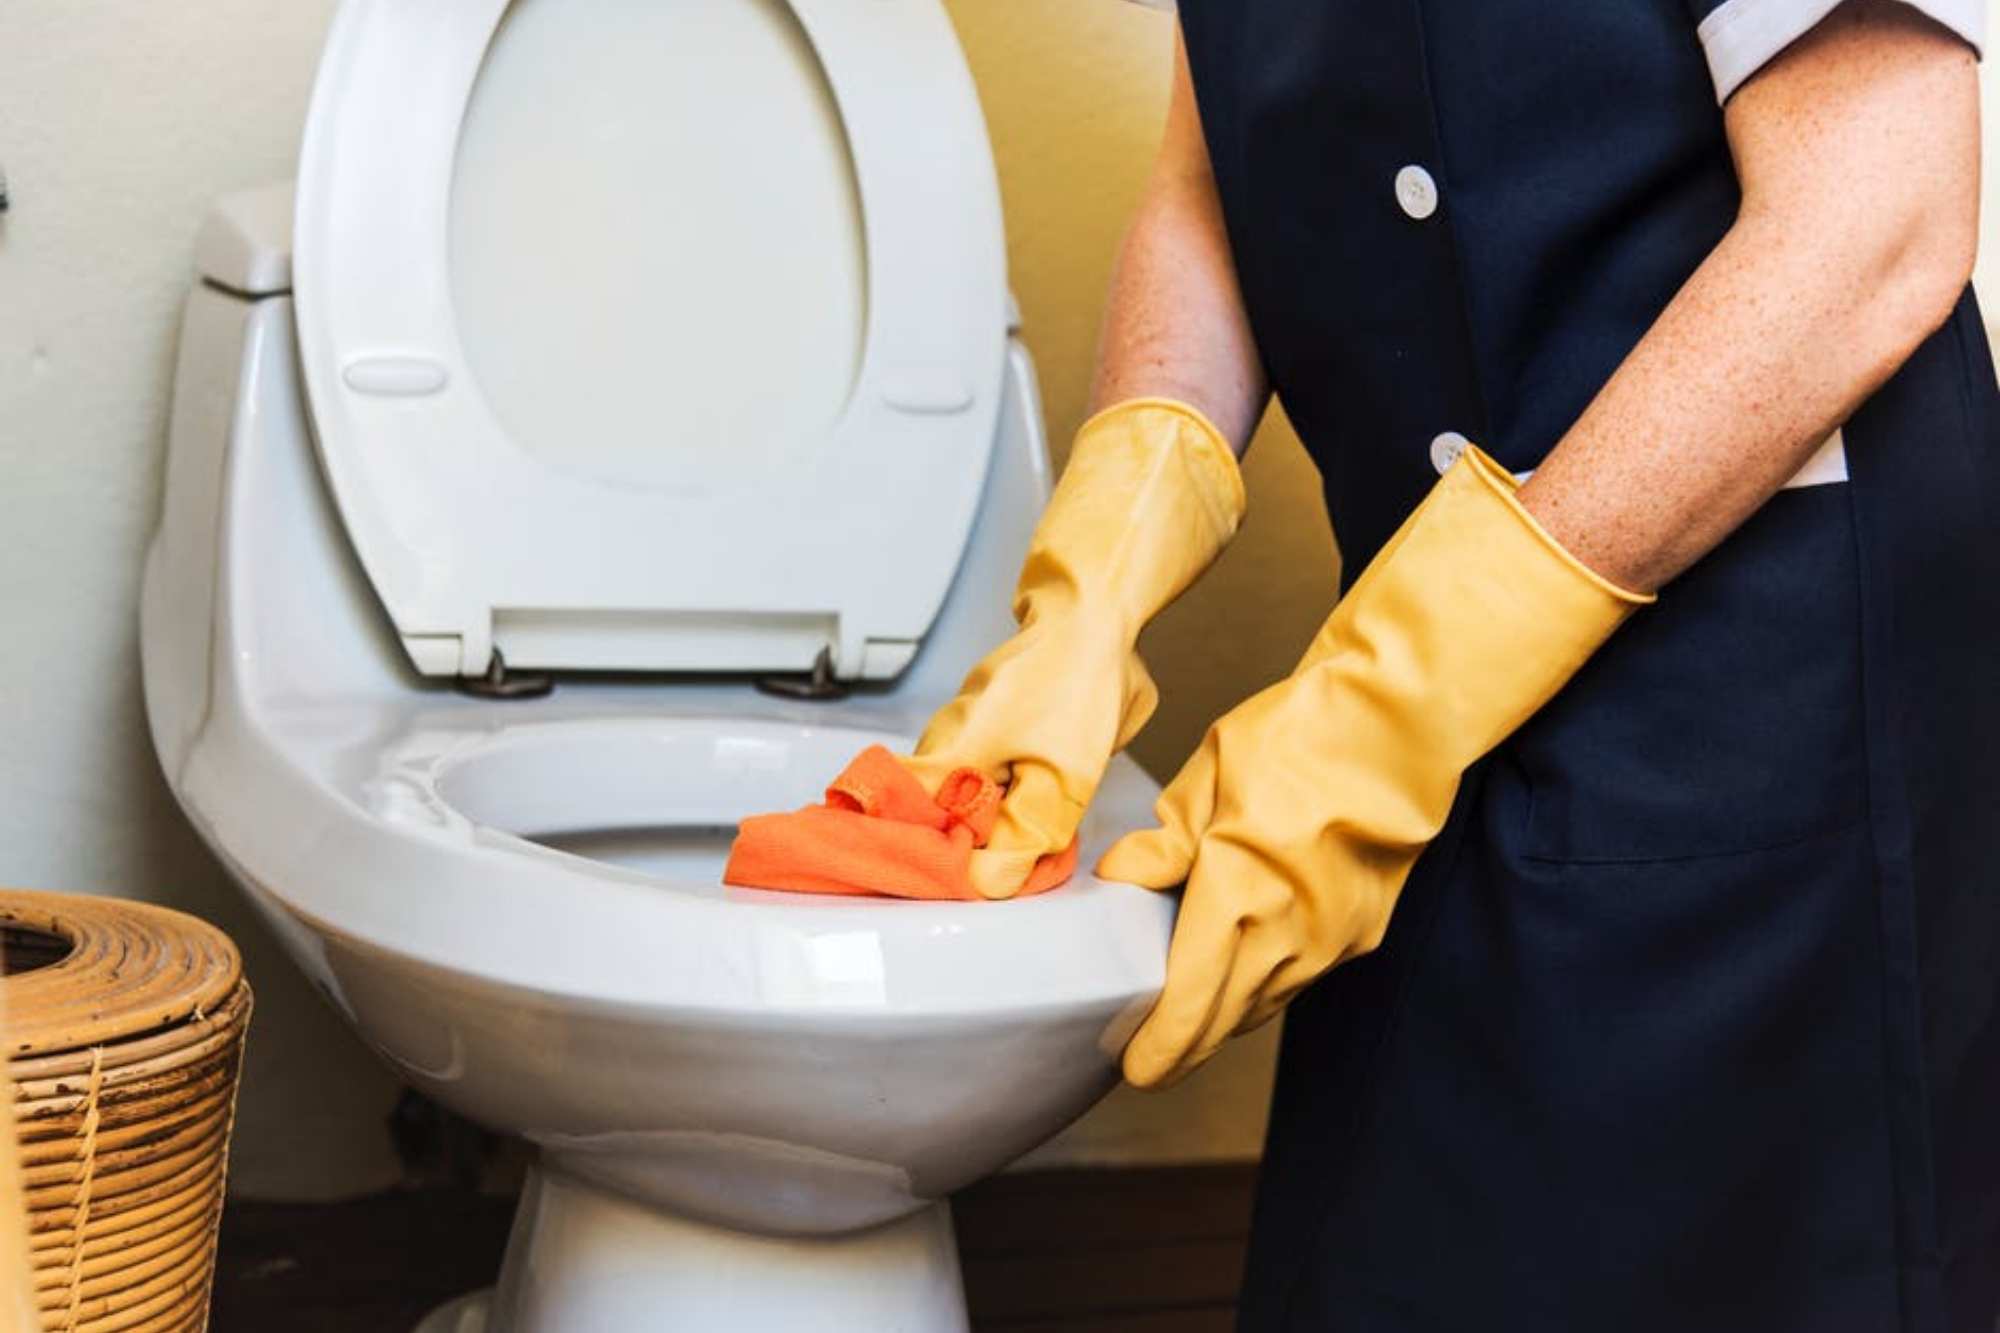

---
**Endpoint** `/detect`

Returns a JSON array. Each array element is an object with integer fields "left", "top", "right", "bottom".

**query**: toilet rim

[
  {"left": 373, "top": 713, "right": 915, "bottom": 850},
  {"left": 368, "top": 712, "right": 1161, "bottom": 919},
  {"left": 190, "top": 703, "right": 1177, "bottom": 1017}
]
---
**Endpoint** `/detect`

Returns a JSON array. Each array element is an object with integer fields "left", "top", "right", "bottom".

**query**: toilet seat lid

[{"left": 293, "top": 0, "right": 1008, "bottom": 681}]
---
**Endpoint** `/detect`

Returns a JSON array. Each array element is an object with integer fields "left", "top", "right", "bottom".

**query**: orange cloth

[{"left": 724, "top": 746, "right": 1078, "bottom": 900}]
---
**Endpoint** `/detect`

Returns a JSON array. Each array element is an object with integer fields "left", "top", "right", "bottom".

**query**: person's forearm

[
  {"left": 1518, "top": 0, "right": 1977, "bottom": 594},
  {"left": 1091, "top": 33, "right": 1267, "bottom": 451}
]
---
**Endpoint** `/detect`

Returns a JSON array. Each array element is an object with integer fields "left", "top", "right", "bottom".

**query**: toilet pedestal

[{"left": 416, "top": 1165, "right": 970, "bottom": 1333}]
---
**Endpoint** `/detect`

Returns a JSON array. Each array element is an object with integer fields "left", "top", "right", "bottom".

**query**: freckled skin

[
  {"left": 1090, "top": 33, "right": 1267, "bottom": 444},
  {"left": 1093, "top": 1, "right": 1979, "bottom": 595}
]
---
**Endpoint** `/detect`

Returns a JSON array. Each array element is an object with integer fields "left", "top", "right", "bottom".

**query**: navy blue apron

[{"left": 1176, "top": 3, "right": 2000, "bottom": 1328}]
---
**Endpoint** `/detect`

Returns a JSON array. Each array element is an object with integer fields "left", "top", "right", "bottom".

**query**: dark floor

[{"left": 210, "top": 1165, "right": 1257, "bottom": 1332}]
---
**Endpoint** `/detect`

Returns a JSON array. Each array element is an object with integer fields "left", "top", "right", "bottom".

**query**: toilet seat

[{"left": 293, "top": 0, "right": 1009, "bottom": 684}]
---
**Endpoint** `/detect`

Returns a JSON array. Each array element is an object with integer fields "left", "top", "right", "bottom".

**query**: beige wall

[
  {"left": 3, "top": 0, "right": 1996, "bottom": 1196},
  {"left": 0, "top": 0, "right": 399, "bottom": 1200},
  {"left": 944, "top": 0, "right": 1344, "bottom": 782}
]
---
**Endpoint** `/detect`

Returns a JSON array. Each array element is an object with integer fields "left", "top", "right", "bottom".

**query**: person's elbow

[
  {"left": 1842, "top": 43, "right": 1981, "bottom": 376},
  {"left": 1865, "top": 182, "right": 1977, "bottom": 369},
  {"left": 1726, "top": 3, "right": 1980, "bottom": 383}
]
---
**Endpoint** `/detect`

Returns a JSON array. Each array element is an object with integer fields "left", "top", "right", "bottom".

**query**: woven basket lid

[{"left": 0, "top": 889, "right": 243, "bottom": 1060}]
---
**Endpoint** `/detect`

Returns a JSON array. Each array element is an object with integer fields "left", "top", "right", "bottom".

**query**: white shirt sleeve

[{"left": 1691, "top": 0, "right": 1985, "bottom": 102}]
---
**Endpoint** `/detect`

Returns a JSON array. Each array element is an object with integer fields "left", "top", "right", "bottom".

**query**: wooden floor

[{"left": 208, "top": 1166, "right": 1257, "bottom": 1332}]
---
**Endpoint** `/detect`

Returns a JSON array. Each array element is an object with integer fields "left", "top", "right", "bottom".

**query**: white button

[
  {"left": 1395, "top": 165, "right": 1439, "bottom": 220},
  {"left": 1430, "top": 431, "right": 1469, "bottom": 475}
]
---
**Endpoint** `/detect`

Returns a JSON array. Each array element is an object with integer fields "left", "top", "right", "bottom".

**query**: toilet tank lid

[
  {"left": 193, "top": 183, "right": 295, "bottom": 298},
  {"left": 290, "top": 0, "right": 1011, "bottom": 686}
]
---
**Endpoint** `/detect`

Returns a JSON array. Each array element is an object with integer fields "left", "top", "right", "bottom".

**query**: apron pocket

[{"left": 1503, "top": 484, "right": 1867, "bottom": 864}]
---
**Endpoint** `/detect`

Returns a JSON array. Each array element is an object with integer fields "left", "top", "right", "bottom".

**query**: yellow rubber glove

[
  {"left": 906, "top": 399, "right": 1246, "bottom": 899},
  {"left": 1099, "top": 444, "right": 1653, "bottom": 1087}
]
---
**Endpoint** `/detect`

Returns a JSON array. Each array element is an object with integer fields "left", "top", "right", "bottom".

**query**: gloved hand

[
  {"left": 1098, "top": 444, "right": 1652, "bottom": 1087},
  {"left": 906, "top": 399, "right": 1246, "bottom": 899}
]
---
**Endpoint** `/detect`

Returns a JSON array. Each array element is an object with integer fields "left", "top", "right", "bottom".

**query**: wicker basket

[{"left": 1, "top": 889, "right": 251, "bottom": 1333}]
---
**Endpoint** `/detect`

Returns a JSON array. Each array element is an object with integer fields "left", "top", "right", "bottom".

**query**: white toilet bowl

[
  {"left": 142, "top": 0, "right": 1177, "bottom": 1307},
  {"left": 292, "top": 712, "right": 1172, "bottom": 1330},
  {"left": 345, "top": 713, "right": 1174, "bottom": 1235}
]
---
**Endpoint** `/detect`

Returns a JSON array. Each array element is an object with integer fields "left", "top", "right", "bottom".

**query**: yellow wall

[
  {"left": 945, "top": 0, "right": 1342, "bottom": 1166},
  {"left": 944, "top": 3, "right": 1341, "bottom": 789}
]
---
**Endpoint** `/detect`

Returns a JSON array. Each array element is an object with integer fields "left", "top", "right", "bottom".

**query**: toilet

[{"left": 138, "top": 0, "right": 1176, "bottom": 1329}]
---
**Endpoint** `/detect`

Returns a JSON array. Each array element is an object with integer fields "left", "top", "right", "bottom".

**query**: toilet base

[{"left": 438, "top": 1164, "right": 969, "bottom": 1333}]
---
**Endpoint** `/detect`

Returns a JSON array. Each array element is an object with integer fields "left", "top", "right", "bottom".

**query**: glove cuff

[
  {"left": 1024, "top": 398, "right": 1248, "bottom": 636},
  {"left": 1456, "top": 445, "right": 1654, "bottom": 607},
  {"left": 1073, "top": 397, "right": 1248, "bottom": 531}
]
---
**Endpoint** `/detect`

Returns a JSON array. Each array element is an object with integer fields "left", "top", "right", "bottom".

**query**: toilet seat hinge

[
  {"left": 756, "top": 646, "right": 849, "bottom": 701},
  {"left": 457, "top": 650, "right": 555, "bottom": 700}
]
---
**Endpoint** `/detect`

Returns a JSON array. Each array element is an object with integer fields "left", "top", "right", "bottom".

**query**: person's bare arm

[
  {"left": 1090, "top": 28, "right": 1268, "bottom": 451},
  {"left": 1519, "top": 0, "right": 1978, "bottom": 593}
]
